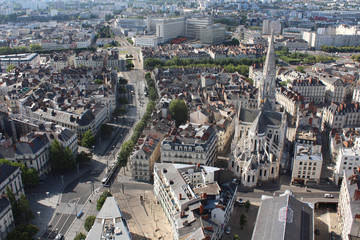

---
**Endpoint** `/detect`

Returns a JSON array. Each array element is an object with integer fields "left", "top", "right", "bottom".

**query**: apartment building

[
  {"left": 153, "top": 163, "right": 237, "bottom": 240},
  {"left": 288, "top": 77, "right": 326, "bottom": 104},
  {"left": 275, "top": 87, "right": 303, "bottom": 123},
  {"left": 0, "top": 197, "right": 14, "bottom": 240},
  {"left": 291, "top": 131, "right": 323, "bottom": 185},
  {"left": 0, "top": 53, "right": 40, "bottom": 71},
  {"left": 322, "top": 102, "right": 360, "bottom": 130},
  {"left": 338, "top": 170, "right": 360, "bottom": 240},
  {"left": 130, "top": 135, "right": 161, "bottom": 182},
  {"left": 0, "top": 163, "right": 24, "bottom": 200},
  {"left": 353, "top": 86, "right": 360, "bottom": 103},
  {"left": 86, "top": 197, "right": 132, "bottom": 240},
  {"left": 321, "top": 78, "right": 351, "bottom": 103},
  {"left": 334, "top": 136, "right": 360, "bottom": 185},
  {"left": 161, "top": 123, "right": 218, "bottom": 166}
]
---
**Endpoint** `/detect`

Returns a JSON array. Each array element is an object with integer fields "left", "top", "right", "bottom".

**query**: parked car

[
  {"left": 226, "top": 226, "right": 231, "bottom": 234},
  {"left": 324, "top": 193, "right": 334, "bottom": 198}
]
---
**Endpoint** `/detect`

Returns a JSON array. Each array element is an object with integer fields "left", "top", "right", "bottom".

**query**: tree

[
  {"left": 74, "top": 232, "right": 86, "bottom": 240},
  {"left": 245, "top": 200, "right": 251, "bottom": 212},
  {"left": 6, "top": 224, "right": 39, "bottom": 240},
  {"left": 76, "top": 151, "right": 92, "bottom": 165},
  {"left": 0, "top": 159, "right": 39, "bottom": 187},
  {"left": 94, "top": 79, "right": 103, "bottom": 84},
  {"left": 169, "top": 99, "right": 189, "bottom": 127},
  {"left": 296, "top": 65, "right": 305, "bottom": 73},
  {"left": 84, "top": 215, "right": 96, "bottom": 232},
  {"left": 234, "top": 234, "right": 240, "bottom": 240},
  {"left": 82, "top": 130, "right": 95, "bottom": 148},
  {"left": 6, "top": 187, "right": 34, "bottom": 224},
  {"left": 97, "top": 191, "right": 112, "bottom": 211},
  {"left": 29, "top": 44, "right": 42, "bottom": 51},
  {"left": 50, "top": 140, "right": 76, "bottom": 173},
  {"left": 100, "top": 124, "right": 113, "bottom": 136},
  {"left": 6, "top": 64, "right": 15, "bottom": 73},
  {"left": 239, "top": 214, "right": 247, "bottom": 229}
]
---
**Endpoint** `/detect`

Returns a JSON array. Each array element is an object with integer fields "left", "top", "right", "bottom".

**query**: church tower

[{"left": 258, "top": 29, "right": 276, "bottom": 109}]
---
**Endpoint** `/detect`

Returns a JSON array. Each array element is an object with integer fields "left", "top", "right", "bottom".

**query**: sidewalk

[
  {"left": 29, "top": 124, "right": 123, "bottom": 239},
  {"left": 29, "top": 166, "right": 93, "bottom": 240},
  {"left": 65, "top": 189, "right": 102, "bottom": 239}
]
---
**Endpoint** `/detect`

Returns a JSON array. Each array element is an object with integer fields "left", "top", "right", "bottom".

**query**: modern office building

[
  {"left": 200, "top": 24, "right": 226, "bottom": 45},
  {"left": 156, "top": 18, "right": 186, "bottom": 43},
  {"left": 186, "top": 16, "right": 213, "bottom": 39}
]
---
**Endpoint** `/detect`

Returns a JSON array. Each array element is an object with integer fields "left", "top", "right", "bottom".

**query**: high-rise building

[
  {"left": 156, "top": 18, "right": 185, "bottom": 43},
  {"left": 186, "top": 16, "right": 213, "bottom": 39},
  {"left": 200, "top": 24, "right": 226, "bottom": 45},
  {"left": 262, "top": 20, "right": 282, "bottom": 35}
]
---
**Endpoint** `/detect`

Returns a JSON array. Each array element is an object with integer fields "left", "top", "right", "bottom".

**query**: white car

[
  {"left": 324, "top": 193, "right": 334, "bottom": 198},
  {"left": 226, "top": 226, "right": 231, "bottom": 234}
]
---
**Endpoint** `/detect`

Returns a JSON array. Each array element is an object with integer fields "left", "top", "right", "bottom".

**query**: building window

[{"left": 299, "top": 162, "right": 303, "bottom": 165}]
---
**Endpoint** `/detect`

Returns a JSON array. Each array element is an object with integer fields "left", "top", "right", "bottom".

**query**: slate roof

[
  {"left": 240, "top": 107, "right": 283, "bottom": 133},
  {"left": 0, "top": 147, "right": 15, "bottom": 159},
  {"left": 77, "top": 109, "right": 95, "bottom": 126},
  {"left": 0, "top": 163, "right": 19, "bottom": 184},
  {"left": 252, "top": 194, "right": 313, "bottom": 240}
]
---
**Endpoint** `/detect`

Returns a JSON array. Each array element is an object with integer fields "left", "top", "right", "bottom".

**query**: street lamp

[
  {"left": 37, "top": 211, "right": 41, "bottom": 221},
  {"left": 46, "top": 192, "right": 49, "bottom": 201}
]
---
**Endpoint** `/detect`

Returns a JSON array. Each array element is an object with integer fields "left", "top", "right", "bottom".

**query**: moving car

[
  {"left": 324, "top": 193, "right": 334, "bottom": 198},
  {"left": 55, "top": 234, "right": 64, "bottom": 240}
]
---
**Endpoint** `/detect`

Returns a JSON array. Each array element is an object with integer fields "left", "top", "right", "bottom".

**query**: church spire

[
  {"left": 258, "top": 27, "right": 276, "bottom": 110},
  {"left": 263, "top": 28, "right": 276, "bottom": 80}
]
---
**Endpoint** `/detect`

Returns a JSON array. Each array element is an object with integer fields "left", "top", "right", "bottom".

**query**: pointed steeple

[
  {"left": 258, "top": 27, "right": 276, "bottom": 109},
  {"left": 263, "top": 28, "right": 276, "bottom": 80}
]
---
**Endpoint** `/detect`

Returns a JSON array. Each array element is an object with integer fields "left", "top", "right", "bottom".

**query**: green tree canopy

[
  {"left": 6, "top": 64, "right": 15, "bottom": 73},
  {"left": 245, "top": 200, "right": 251, "bottom": 212},
  {"left": 100, "top": 124, "right": 114, "bottom": 136},
  {"left": 29, "top": 44, "right": 42, "bottom": 51},
  {"left": 296, "top": 65, "right": 305, "bottom": 73},
  {"left": 97, "top": 191, "right": 112, "bottom": 211},
  {"left": 76, "top": 151, "right": 92, "bottom": 165},
  {"left": 81, "top": 130, "right": 96, "bottom": 148},
  {"left": 74, "top": 232, "right": 87, "bottom": 240},
  {"left": 84, "top": 215, "right": 96, "bottom": 232},
  {"left": 240, "top": 214, "right": 247, "bottom": 229},
  {"left": 6, "top": 224, "right": 39, "bottom": 240},
  {"left": 169, "top": 99, "right": 189, "bottom": 127},
  {"left": 49, "top": 140, "right": 76, "bottom": 173},
  {"left": 6, "top": 187, "right": 34, "bottom": 224}
]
